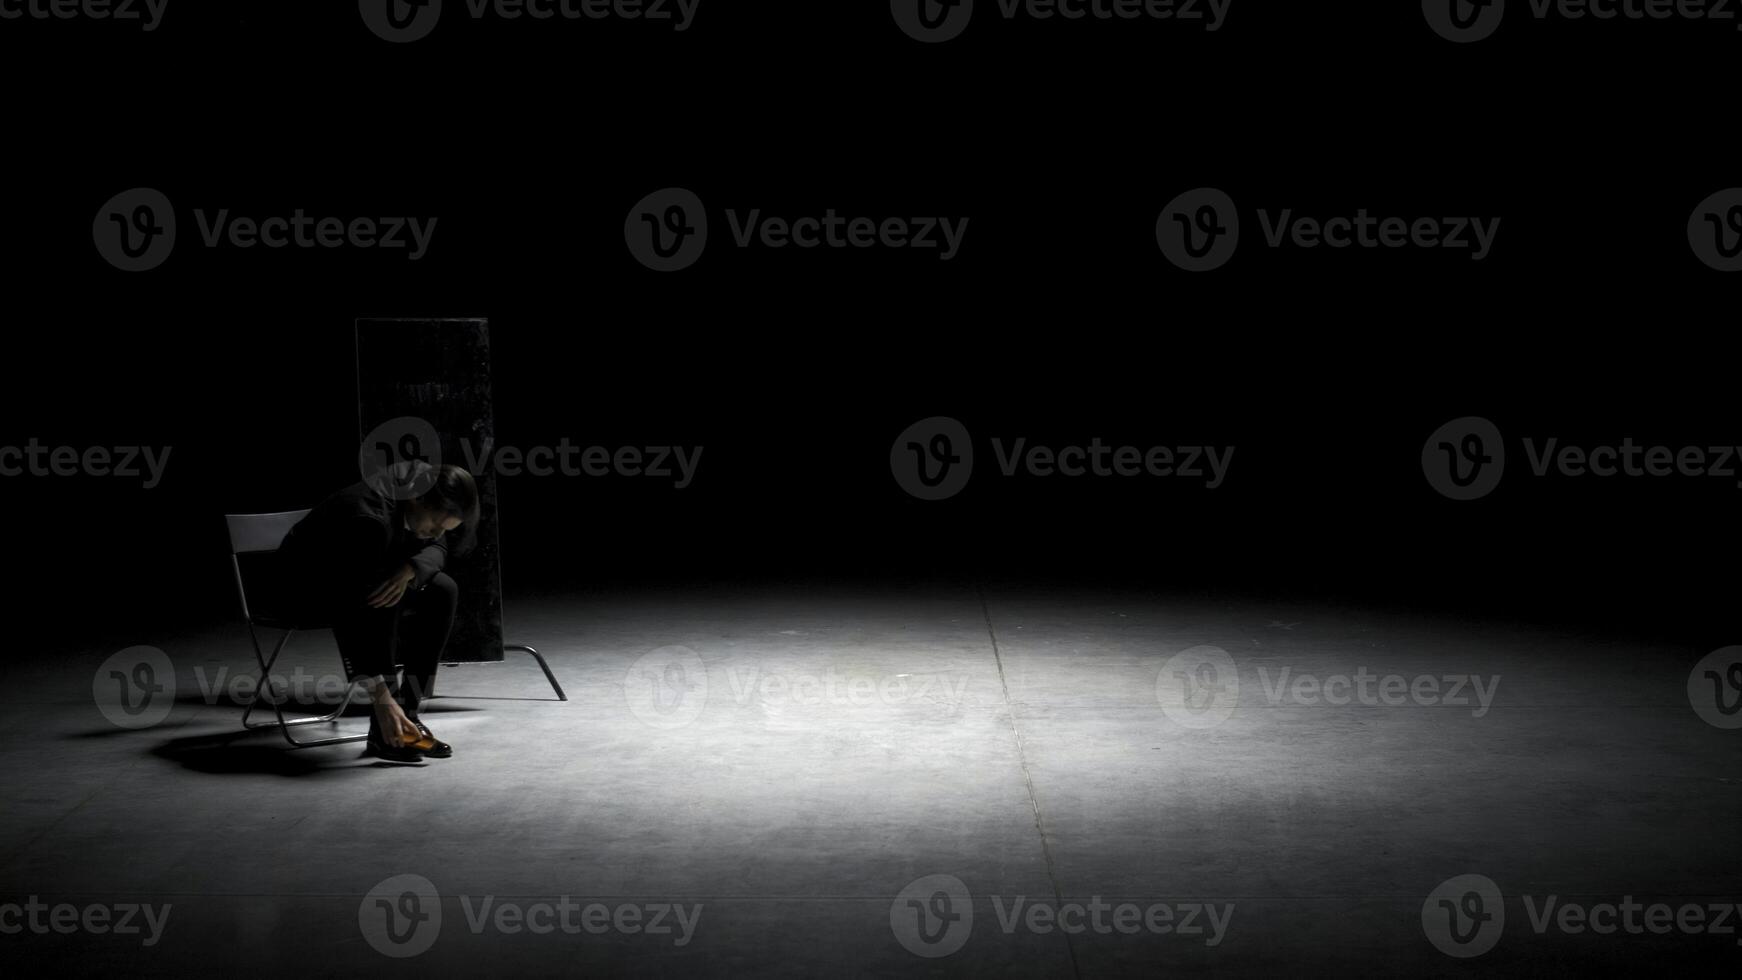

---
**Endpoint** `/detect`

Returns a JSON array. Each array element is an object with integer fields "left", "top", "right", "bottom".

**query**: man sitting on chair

[{"left": 275, "top": 460, "right": 479, "bottom": 763}]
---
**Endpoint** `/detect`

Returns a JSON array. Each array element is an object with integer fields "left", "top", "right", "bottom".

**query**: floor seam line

[{"left": 976, "top": 582, "right": 1082, "bottom": 980}]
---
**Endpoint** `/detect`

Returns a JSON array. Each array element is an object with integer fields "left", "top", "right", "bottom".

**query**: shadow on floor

[
  {"left": 148, "top": 729, "right": 372, "bottom": 776},
  {"left": 117, "top": 703, "right": 488, "bottom": 776}
]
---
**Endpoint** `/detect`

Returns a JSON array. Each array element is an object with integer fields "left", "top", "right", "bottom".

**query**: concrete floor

[{"left": 3, "top": 584, "right": 1737, "bottom": 976}]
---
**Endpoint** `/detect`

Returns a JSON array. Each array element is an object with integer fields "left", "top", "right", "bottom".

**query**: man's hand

[
  {"left": 373, "top": 699, "right": 423, "bottom": 748},
  {"left": 363, "top": 674, "right": 422, "bottom": 748},
  {"left": 366, "top": 563, "right": 418, "bottom": 608}
]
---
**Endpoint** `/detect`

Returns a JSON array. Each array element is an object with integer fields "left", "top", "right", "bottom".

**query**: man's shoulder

[
  {"left": 313, "top": 481, "right": 395, "bottom": 525},
  {"left": 281, "top": 481, "right": 393, "bottom": 556}
]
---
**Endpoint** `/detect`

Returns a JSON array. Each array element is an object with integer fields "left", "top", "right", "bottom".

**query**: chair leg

[
  {"left": 239, "top": 623, "right": 369, "bottom": 747},
  {"left": 509, "top": 644, "right": 568, "bottom": 701},
  {"left": 426, "top": 644, "right": 568, "bottom": 702}
]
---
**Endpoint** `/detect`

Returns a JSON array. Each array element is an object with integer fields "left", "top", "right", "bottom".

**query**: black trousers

[{"left": 325, "top": 572, "right": 459, "bottom": 717}]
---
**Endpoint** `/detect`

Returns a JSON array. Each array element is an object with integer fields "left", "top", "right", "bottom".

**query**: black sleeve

[
  {"left": 446, "top": 518, "right": 478, "bottom": 559},
  {"left": 406, "top": 535, "right": 449, "bottom": 589}
]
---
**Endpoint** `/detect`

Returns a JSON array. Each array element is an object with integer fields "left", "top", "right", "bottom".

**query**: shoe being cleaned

[
  {"left": 363, "top": 707, "right": 429, "bottom": 764},
  {"left": 405, "top": 716, "right": 452, "bottom": 758}
]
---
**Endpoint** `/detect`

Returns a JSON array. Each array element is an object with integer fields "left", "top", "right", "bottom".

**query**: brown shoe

[
  {"left": 407, "top": 720, "right": 452, "bottom": 758},
  {"left": 362, "top": 730, "right": 426, "bottom": 764}
]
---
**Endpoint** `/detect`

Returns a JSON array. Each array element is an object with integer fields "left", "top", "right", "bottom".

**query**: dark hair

[{"left": 418, "top": 464, "right": 481, "bottom": 556}]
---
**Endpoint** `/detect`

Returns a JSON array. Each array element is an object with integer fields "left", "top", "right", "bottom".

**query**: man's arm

[{"left": 406, "top": 535, "right": 450, "bottom": 590}]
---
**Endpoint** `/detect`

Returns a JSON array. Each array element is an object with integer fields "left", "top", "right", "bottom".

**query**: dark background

[{"left": 2, "top": 2, "right": 1733, "bottom": 651}]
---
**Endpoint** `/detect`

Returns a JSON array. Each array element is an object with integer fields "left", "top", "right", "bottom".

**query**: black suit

[{"left": 275, "top": 480, "right": 459, "bottom": 710}]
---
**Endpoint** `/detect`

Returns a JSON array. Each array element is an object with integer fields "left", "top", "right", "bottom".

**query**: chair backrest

[{"left": 224, "top": 510, "right": 312, "bottom": 555}]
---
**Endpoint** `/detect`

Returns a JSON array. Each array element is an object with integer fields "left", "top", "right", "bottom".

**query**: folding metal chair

[{"left": 224, "top": 509, "right": 369, "bottom": 746}]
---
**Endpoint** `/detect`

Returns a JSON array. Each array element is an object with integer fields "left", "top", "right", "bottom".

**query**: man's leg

[
  {"left": 395, "top": 572, "right": 458, "bottom": 719},
  {"left": 331, "top": 603, "right": 403, "bottom": 743}
]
